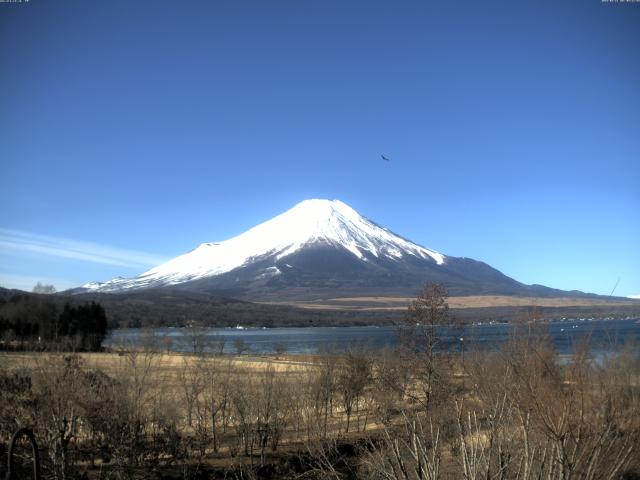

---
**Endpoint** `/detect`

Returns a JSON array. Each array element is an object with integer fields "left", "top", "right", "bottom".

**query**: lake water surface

[{"left": 107, "top": 318, "right": 640, "bottom": 356}]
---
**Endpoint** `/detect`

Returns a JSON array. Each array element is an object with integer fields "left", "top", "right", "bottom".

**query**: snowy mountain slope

[
  {"left": 78, "top": 199, "right": 576, "bottom": 300},
  {"left": 82, "top": 199, "right": 446, "bottom": 293}
]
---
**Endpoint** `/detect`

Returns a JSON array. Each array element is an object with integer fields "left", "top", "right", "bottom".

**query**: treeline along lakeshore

[{"left": 1, "top": 287, "right": 639, "bottom": 332}]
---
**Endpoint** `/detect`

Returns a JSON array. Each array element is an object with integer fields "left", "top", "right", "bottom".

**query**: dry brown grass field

[
  {"left": 0, "top": 351, "right": 317, "bottom": 375},
  {"left": 264, "top": 294, "right": 640, "bottom": 310}
]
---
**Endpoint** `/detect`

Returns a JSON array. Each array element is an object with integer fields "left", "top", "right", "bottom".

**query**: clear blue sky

[{"left": 1, "top": 0, "right": 639, "bottom": 297}]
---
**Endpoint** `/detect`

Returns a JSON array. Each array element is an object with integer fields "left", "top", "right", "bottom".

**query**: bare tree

[
  {"left": 401, "top": 283, "right": 450, "bottom": 409},
  {"left": 274, "top": 342, "right": 287, "bottom": 358},
  {"left": 207, "top": 359, "right": 234, "bottom": 453},
  {"left": 161, "top": 334, "right": 173, "bottom": 354},
  {"left": 33, "top": 282, "right": 56, "bottom": 294},
  {"left": 178, "top": 356, "right": 204, "bottom": 428},
  {"left": 185, "top": 325, "right": 208, "bottom": 354},
  {"left": 229, "top": 374, "right": 256, "bottom": 457},
  {"left": 33, "top": 355, "right": 83, "bottom": 480},
  {"left": 210, "top": 333, "right": 226, "bottom": 356},
  {"left": 234, "top": 338, "right": 249, "bottom": 355},
  {"left": 312, "top": 353, "right": 339, "bottom": 439},
  {"left": 372, "top": 347, "right": 407, "bottom": 425},
  {"left": 337, "top": 349, "right": 371, "bottom": 433},
  {"left": 254, "top": 365, "right": 290, "bottom": 464},
  {"left": 362, "top": 414, "right": 442, "bottom": 480}
]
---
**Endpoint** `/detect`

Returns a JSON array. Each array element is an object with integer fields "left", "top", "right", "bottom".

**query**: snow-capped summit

[
  {"left": 81, "top": 199, "right": 564, "bottom": 300},
  {"left": 83, "top": 199, "right": 446, "bottom": 293}
]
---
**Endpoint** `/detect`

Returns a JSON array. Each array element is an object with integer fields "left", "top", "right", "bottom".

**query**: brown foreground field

[
  {"left": 2, "top": 328, "right": 640, "bottom": 480},
  {"left": 1, "top": 351, "right": 317, "bottom": 375}
]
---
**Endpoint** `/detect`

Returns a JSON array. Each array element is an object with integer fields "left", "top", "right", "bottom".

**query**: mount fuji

[{"left": 77, "top": 199, "right": 580, "bottom": 300}]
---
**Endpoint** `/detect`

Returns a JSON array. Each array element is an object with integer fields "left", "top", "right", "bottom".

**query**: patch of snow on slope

[{"left": 257, "top": 266, "right": 281, "bottom": 280}]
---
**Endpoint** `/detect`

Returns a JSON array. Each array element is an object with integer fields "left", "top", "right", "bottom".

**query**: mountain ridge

[{"left": 75, "top": 199, "right": 600, "bottom": 300}]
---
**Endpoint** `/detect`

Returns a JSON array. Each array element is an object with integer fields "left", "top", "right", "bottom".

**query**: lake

[{"left": 106, "top": 318, "right": 640, "bottom": 356}]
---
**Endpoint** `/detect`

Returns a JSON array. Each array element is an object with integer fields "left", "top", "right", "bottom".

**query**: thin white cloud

[
  {"left": 0, "top": 228, "right": 167, "bottom": 269},
  {"left": 628, "top": 294, "right": 640, "bottom": 299}
]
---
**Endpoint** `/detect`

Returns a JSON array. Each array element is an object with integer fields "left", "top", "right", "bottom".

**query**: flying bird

[{"left": 381, "top": 154, "right": 391, "bottom": 162}]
